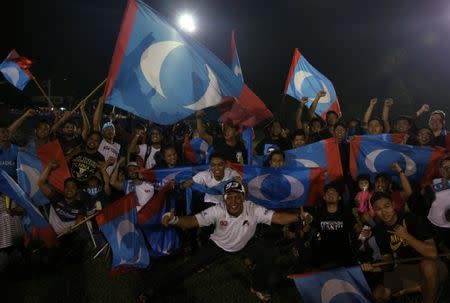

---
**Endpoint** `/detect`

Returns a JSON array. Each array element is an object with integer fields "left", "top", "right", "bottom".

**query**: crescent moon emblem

[
  {"left": 280, "top": 175, "right": 305, "bottom": 202},
  {"left": 116, "top": 220, "right": 136, "bottom": 249},
  {"left": 183, "top": 65, "right": 223, "bottom": 111},
  {"left": 321, "top": 279, "right": 365, "bottom": 303},
  {"left": 19, "top": 164, "right": 41, "bottom": 197},
  {"left": 293, "top": 70, "right": 313, "bottom": 96},
  {"left": 119, "top": 247, "right": 142, "bottom": 265},
  {"left": 295, "top": 159, "right": 320, "bottom": 168},
  {"left": 399, "top": 152, "right": 417, "bottom": 176},
  {"left": 140, "top": 41, "right": 184, "bottom": 98},
  {"left": 1, "top": 67, "right": 20, "bottom": 85},
  {"left": 233, "top": 65, "right": 242, "bottom": 77},
  {"left": 247, "top": 174, "right": 271, "bottom": 201},
  {"left": 364, "top": 149, "right": 387, "bottom": 173}
]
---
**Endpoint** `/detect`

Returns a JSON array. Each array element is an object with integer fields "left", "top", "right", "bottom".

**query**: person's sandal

[{"left": 250, "top": 287, "right": 271, "bottom": 302}]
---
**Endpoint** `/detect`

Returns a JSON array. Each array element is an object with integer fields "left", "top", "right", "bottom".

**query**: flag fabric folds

[
  {"left": 17, "top": 151, "right": 49, "bottom": 206},
  {"left": 231, "top": 30, "right": 244, "bottom": 82},
  {"left": 289, "top": 266, "right": 373, "bottom": 303},
  {"left": 96, "top": 193, "right": 150, "bottom": 272},
  {"left": 0, "top": 170, "right": 57, "bottom": 247},
  {"left": 284, "top": 49, "right": 341, "bottom": 119},
  {"left": 350, "top": 136, "right": 446, "bottom": 184},
  {"left": 183, "top": 137, "right": 212, "bottom": 165},
  {"left": 0, "top": 50, "right": 33, "bottom": 90},
  {"left": 242, "top": 166, "right": 325, "bottom": 209},
  {"left": 105, "top": 0, "right": 246, "bottom": 125}
]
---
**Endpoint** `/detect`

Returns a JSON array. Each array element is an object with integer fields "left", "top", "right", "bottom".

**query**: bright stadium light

[{"left": 178, "top": 14, "right": 196, "bottom": 33}]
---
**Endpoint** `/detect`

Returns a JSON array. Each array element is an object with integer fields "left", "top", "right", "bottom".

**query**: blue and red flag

[
  {"left": 242, "top": 166, "right": 325, "bottom": 209},
  {"left": 284, "top": 138, "right": 343, "bottom": 181},
  {"left": 284, "top": 49, "right": 341, "bottom": 120},
  {"left": 0, "top": 50, "right": 33, "bottom": 90},
  {"left": 350, "top": 136, "right": 446, "bottom": 184},
  {"left": 183, "top": 136, "right": 212, "bottom": 165},
  {"left": 17, "top": 151, "right": 49, "bottom": 206},
  {"left": 104, "top": 0, "right": 269, "bottom": 126},
  {"left": 96, "top": 193, "right": 150, "bottom": 274},
  {"left": 0, "top": 170, "right": 57, "bottom": 247},
  {"left": 231, "top": 30, "right": 244, "bottom": 82},
  {"left": 137, "top": 183, "right": 180, "bottom": 257},
  {"left": 289, "top": 266, "right": 373, "bottom": 303}
]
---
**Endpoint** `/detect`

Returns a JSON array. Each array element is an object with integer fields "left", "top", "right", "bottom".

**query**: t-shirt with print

[
  {"left": 212, "top": 136, "right": 247, "bottom": 164},
  {"left": 70, "top": 151, "right": 105, "bottom": 183},
  {"left": 137, "top": 144, "right": 160, "bottom": 169},
  {"left": 0, "top": 144, "right": 19, "bottom": 180},
  {"left": 123, "top": 180, "right": 155, "bottom": 212},
  {"left": 195, "top": 201, "right": 274, "bottom": 252},
  {"left": 98, "top": 139, "right": 121, "bottom": 175},
  {"left": 373, "top": 212, "right": 434, "bottom": 259},
  {"left": 192, "top": 167, "right": 241, "bottom": 204}
]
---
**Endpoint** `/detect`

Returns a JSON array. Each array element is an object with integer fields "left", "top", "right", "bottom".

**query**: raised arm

[
  {"left": 110, "top": 157, "right": 125, "bottom": 191},
  {"left": 307, "top": 90, "right": 326, "bottom": 120},
  {"left": 295, "top": 97, "right": 308, "bottom": 130},
  {"left": 195, "top": 110, "right": 213, "bottom": 145},
  {"left": 38, "top": 160, "right": 59, "bottom": 197},
  {"left": 93, "top": 97, "right": 105, "bottom": 132},
  {"left": 362, "top": 98, "right": 378, "bottom": 129},
  {"left": 128, "top": 132, "right": 141, "bottom": 155},
  {"left": 382, "top": 98, "right": 393, "bottom": 133},
  {"left": 98, "top": 160, "right": 112, "bottom": 196},
  {"left": 8, "top": 109, "right": 36, "bottom": 135},
  {"left": 79, "top": 100, "right": 90, "bottom": 141},
  {"left": 391, "top": 162, "right": 412, "bottom": 201},
  {"left": 50, "top": 111, "right": 73, "bottom": 134}
]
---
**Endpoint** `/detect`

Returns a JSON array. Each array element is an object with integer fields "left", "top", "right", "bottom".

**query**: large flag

[
  {"left": 96, "top": 193, "right": 150, "bottom": 273},
  {"left": 104, "top": 0, "right": 270, "bottom": 126},
  {"left": 138, "top": 183, "right": 180, "bottom": 257},
  {"left": 242, "top": 166, "right": 325, "bottom": 209},
  {"left": 284, "top": 49, "right": 341, "bottom": 119},
  {"left": 350, "top": 136, "right": 446, "bottom": 184},
  {"left": 289, "top": 266, "right": 373, "bottom": 303},
  {"left": 0, "top": 50, "right": 33, "bottom": 90},
  {"left": 0, "top": 170, "right": 57, "bottom": 247},
  {"left": 17, "top": 141, "right": 71, "bottom": 195}
]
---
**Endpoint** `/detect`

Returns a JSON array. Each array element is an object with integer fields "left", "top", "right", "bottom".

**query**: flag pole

[
  {"left": 32, "top": 77, "right": 55, "bottom": 108},
  {"left": 370, "top": 253, "right": 450, "bottom": 267},
  {"left": 56, "top": 213, "right": 98, "bottom": 238},
  {"left": 69, "top": 78, "right": 107, "bottom": 115}
]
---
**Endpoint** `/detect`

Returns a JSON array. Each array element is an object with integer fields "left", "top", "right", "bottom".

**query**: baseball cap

[
  {"left": 102, "top": 122, "right": 115, "bottom": 131},
  {"left": 127, "top": 161, "right": 139, "bottom": 168},
  {"left": 224, "top": 181, "right": 245, "bottom": 194}
]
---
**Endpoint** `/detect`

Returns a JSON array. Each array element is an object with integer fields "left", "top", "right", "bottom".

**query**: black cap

[{"left": 224, "top": 181, "right": 245, "bottom": 194}]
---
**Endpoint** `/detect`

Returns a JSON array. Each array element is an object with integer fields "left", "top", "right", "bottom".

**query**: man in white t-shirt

[
  {"left": 128, "top": 127, "right": 163, "bottom": 169},
  {"left": 98, "top": 122, "right": 121, "bottom": 175},
  {"left": 142, "top": 180, "right": 303, "bottom": 302},
  {"left": 183, "top": 152, "right": 241, "bottom": 207}
]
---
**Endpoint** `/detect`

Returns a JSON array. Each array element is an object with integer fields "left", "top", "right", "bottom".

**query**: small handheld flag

[{"left": 0, "top": 50, "right": 33, "bottom": 90}]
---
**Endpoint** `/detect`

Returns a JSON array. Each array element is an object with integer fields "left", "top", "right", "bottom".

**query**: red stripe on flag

[
  {"left": 104, "top": 0, "right": 138, "bottom": 98},
  {"left": 137, "top": 183, "right": 173, "bottom": 225},
  {"left": 36, "top": 140, "right": 71, "bottom": 192},
  {"left": 283, "top": 48, "right": 301, "bottom": 94},
  {"left": 307, "top": 168, "right": 326, "bottom": 206},
  {"left": 231, "top": 30, "right": 236, "bottom": 63},
  {"left": 320, "top": 98, "right": 342, "bottom": 120},
  {"left": 349, "top": 136, "right": 362, "bottom": 180},
  {"left": 183, "top": 136, "right": 197, "bottom": 164},
  {"left": 422, "top": 146, "right": 447, "bottom": 187},
  {"left": 323, "top": 138, "right": 343, "bottom": 181},
  {"left": 96, "top": 193, "right": 136, "bottom": 226}
]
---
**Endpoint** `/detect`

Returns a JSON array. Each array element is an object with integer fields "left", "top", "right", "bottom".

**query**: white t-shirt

[
  {"left": 192, "top": 168, "right": 241, "bottom": 204},
  {"left": 98, "top": 139, "right": 121, "bottom": 175},
  {"left": 123, "top": 180, "right": 155, "bottom": 212},
  {"left": 195, "top": 201, "right": 273, "bottom": 252},
  {"left": 138, "top": 144, "right": 160, "bottom": 169},
  {"left": 427, "top": 178, "right": 450, "bottom": 228}
]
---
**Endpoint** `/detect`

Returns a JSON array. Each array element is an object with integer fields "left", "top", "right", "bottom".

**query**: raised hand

[
  {"left": 369, "top": 98, "right": 378, "bottom": 106},
  {"left": 384, "top": 98, "right": 394, "bottom": 107}
]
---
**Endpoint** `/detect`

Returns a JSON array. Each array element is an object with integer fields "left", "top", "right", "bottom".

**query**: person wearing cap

[
  {"left": 93, "top": 97, "right": 121, "bottom": 175},
  {"left": 110, "top": 158, "right": 154, "bottom": 212},
  {"left": 428, "top": 110, "right": 447, "bottom": 148},
  {"left": 128, "top": 125, "right": 163, "bottom": 169},
  {"left": 360, "top": 192, "right": 447, "bottom": 303},
  {"left": 137, "top": 180, "right": 305, "bottom": 302}
]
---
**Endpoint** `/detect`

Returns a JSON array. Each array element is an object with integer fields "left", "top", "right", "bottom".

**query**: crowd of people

[{"left": 0, "top": 91, "right": 449, "bottom": 303}]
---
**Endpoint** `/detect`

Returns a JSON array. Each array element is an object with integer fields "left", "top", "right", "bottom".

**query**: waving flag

[
  {"left": 242, "top": 166, "right": 325, "bottom": 209},
  {"left": 0, "top": 50, "right": 33, "bottom": 90},
  {"left": 96, "top": 193, "right": 150, "bottom": 274},
  {"left": 0, "top": 170, "right": 57, "bottom": 247},
  {"left": 284, "top": 138, "right": 343, "bottom": 181},
  {"left": 231, "top": 30, "right": 244, "bottom": 82},
  {"left": 350, "top": 136, "right": 446, "bottom": 184},
  {"left": 17, "top": 151, "right": 49, "bottom": 206},
  {"left": 183, "top": 137, "right": 212, "bottom": 165},
  {"left": 284, "top": 49, "right": 340, "bottom": 119},
  {"left": 105, "top": 0, "right": 253, "bottom": 125},
  {"left": 289, "top": 266, "right": 373, "bottom": 303}
]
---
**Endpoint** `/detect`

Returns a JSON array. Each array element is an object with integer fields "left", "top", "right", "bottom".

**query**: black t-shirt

[
  {"left": 57, "top": 134, "right": 83, "bottom": 155},
  {"left": 213, "top": 136, "right": 248, "bottom": 164},
  {"left": 254, "top": 137, "right": 292, "bottom": 156},
  {"left": 50, "top": 193, "right": 84, "bottom": 222},
  {"left": 70, "top": 151, "right": 105, "bottom": 182},
  {"left": 373, "top": 212, "right": 434, "bottom": 259},
  {"left": 311, "top": 206, "right": 356, "bottom": 265},
  {"left": 80, "top": 191, "right": 111, "bottom": 216}
]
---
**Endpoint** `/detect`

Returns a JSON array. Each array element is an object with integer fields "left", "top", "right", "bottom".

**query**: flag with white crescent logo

[
  {"left": 350, "top": 136, "right": 446, "bottom": 185},
  {"left": 104, "top": 0, "right": 253, "bottom": 125},
  {"left": 289, "top": 266, "right": 373, "bottom": 303},
  {"left": 284, "top": 49, "right": 341, "bottom": 119},
  {"left": 242, "top": 166, "right": 325, "bottom": 209},
  {"left": 96, "top": 193, "right": 150, "bottom": 274},
  {"left": 0, "top": 50, "right": 33, "bottom": 90}
]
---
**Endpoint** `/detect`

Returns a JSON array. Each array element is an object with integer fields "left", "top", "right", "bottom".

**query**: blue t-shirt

[{"left": 0, "top": 144, "right": 19, "bottom": 179}]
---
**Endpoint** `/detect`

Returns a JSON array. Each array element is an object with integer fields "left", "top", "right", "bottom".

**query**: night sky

[{"left": 2, "top": 0, "right": 450, "bottom": 123}]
